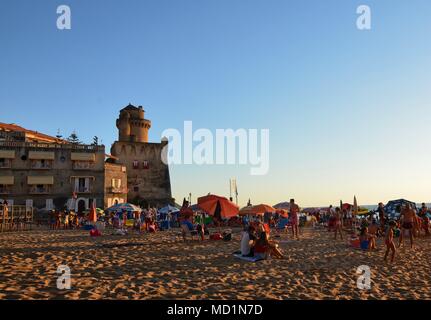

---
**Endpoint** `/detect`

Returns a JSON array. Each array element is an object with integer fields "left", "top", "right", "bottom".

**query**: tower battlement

[{"left": 116, "top": 104, "right": 151, "bottom": 143}]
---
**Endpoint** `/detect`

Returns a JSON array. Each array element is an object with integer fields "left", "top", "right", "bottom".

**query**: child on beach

[
  {"left": 359, "top": 226, "right": 376, "bottom": 251},
  {"left": 368, "top": 219, "right": 380, "bottom": 241},
  {"left": 384, "top": 221, "right": 397, "bottom": 263}
]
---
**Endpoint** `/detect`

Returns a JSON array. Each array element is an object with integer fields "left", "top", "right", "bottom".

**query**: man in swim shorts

[
  {"left": 289, "top": 199, "right": 300, "bottom": 240},
  {"left": 398, "top": 203, "right": 416, "bottom": 249}
]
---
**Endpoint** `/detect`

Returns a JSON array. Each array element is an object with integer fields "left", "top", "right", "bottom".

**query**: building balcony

[
  {"left": 74, "top": 187, "right": 93, "bottom": 194},
  {"left": 73, "top": 161, "right": 95, "bottom": 170},
  {"left": 29, "top": 185, "right": 52, "bottom": 194},
  {"left": 30, "top": 160, "right": 53, "bottom": 170},
  {"left": 0, "top": 186, "right": 11, "bottom": 194},
  {"left": 0, "top": 159, "right": 12, "bottom": 169}
]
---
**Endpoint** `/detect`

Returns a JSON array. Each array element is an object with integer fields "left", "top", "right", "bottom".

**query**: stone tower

[
  {"left": 111, "top": 104, "right": 173, "bottom": 207},
  {"left": 116, "top": 104, "right": 151, "bottom": 143}
]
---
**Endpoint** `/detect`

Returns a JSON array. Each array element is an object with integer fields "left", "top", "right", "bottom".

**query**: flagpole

[{"left": 235, "top": 180, "right": 238, "bottom": 206}]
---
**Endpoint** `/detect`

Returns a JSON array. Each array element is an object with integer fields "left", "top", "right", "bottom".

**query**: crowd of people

[
  {"left": 235, "top": 199, "right": 431, "bottom": 263},
  {"left": 4, "top": 197, "right": 431, "bottom": 264},
  {"left": 325, "top": 201, "right": 430, "bottom": 263}
]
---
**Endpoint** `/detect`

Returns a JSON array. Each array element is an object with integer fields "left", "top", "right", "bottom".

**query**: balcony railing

[
  {"left": 75, "top": 187, "right": 92, "bottom": 193},
  {"left": 0, "top": 186, "right": 11, "bottom": 194},
  {"left": 0, "top": 159, "right": 12, "bottom": 169},
  {"left": 0, "top": 141, "right": 104, "bottom": 151},
  {"left": 73, "top": 161, "right": 95, "bottom": 170},
  {"left": 31, "top": 161, "right": 53, "bottom": 169},
  {"left": 29, "top": 186, "right": 51, "bottom": 194}
]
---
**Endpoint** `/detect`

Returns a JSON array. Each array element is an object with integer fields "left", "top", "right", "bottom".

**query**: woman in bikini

[{"left": 334, "top": 207, "right": 343, "bottom": 240}]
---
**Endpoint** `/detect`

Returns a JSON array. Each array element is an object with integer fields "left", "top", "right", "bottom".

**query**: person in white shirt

[{"left": 240, "top": 226, "right": 256, "bottom": 257}]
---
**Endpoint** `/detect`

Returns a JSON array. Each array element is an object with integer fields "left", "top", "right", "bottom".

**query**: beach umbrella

[
  {"left": 158, "top": 205, "right": 179, "bottom": 214},
  {"left": 276, "top": 209, "right": 289, "bottom": 218},
  {"left": 197, "top": 194, "right": 239, "bottom": 219},
  {"left": 239, "top": 204, "right": 276, "bottom": 216},
  {"left": 239, "top": 206, "right": 259, "bottom": 216},
  {"left": 353, "top": 196, "right": 358, "bottom": 215},
  {"left": 342, "top": 203, "right": 352, "bottom": 211},
  {"left": 106, "top": 203, "right": 142, "bottom": 213},
  {"left": 88, "top": 202, "right": 97, "bottom": 223},
  {"left": 189, "top": 204, "right": 201, "bottom": 212},
  {"left": 273, "top": 202, "right": 290, "bottom": 209}
]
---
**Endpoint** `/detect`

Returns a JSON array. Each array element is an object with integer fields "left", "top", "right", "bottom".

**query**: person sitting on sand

[
  {"left": 398, "top": 203, "right": 416, "bottom": 249},
  {"left": 254, "top": 231, "right": 283, "bottom": 259},
  {"left": 360, "top": 225, "right": 376, "bottom": 251},
  {"left": 333, "top": 207, "right": 343, "bottom": 240},
  {"left": 181, "top": 215, "right": 194, "bottom": 232},
  {"left": 147, "top": 220, "right": 156, "bottom": 233},
  {"left": 240, "top": 225, "right": 256, "bottom": 257},
  {"left": 384, "top": 220, "right": 397, "bottom": 263},
  {"left": 359, "top": 227, "right": 368, "bottom": 249}
]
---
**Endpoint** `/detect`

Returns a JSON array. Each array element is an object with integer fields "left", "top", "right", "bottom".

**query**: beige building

[
  {"left": 1, "top": 103, "right": 171, "bottom": 210},
  {"left": 0, "top": 123, "right": 127, "bottom": 211}
]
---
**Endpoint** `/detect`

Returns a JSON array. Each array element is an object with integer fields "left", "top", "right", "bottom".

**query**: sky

[{"left": 1, "top": 0, "right": 430, "bottom": 207}]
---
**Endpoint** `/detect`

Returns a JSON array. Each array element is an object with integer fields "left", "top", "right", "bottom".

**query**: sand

[{"left": 0, "top": 226, "right": 430, "bottom": 300}]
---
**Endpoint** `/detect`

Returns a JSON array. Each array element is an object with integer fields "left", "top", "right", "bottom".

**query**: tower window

[
  {"left": 143, "top": 160, "right": 149, "bottom": 169},
  {"left": 132, "top": 160, "right": 139, "bottom": 169}
]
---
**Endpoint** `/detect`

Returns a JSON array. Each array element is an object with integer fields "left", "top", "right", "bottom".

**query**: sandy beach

[{"left": 0, "top": 227, "right": 430, "bottom": 300}]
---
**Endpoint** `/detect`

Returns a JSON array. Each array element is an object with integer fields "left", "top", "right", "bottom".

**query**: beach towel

[{"left": 233, "top": 253, "right": 264, "bottom": 262}]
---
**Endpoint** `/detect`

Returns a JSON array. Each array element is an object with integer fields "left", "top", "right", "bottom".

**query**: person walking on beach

[
  {"left": 333, "top": 207, "right": 343, "bottom": 240},
  {"left": 289, "top": 199, "right": 300, "bottom": 240},
  {"left": 384, "top": 220, "right": 397, "bottom": 263},
  {"left": 419, "top": 203, "right": 428, "bottom": 218},
  {"left": 377, "top": 202, "right": 386, "bottom": 234},
  {"left": 398, "top": 203, "right": 416, "bottom": 249}
]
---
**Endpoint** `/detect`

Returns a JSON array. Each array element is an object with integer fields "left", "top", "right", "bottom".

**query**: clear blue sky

[{"left": 1, "top": 0, "right": 430, "bottom": 206}]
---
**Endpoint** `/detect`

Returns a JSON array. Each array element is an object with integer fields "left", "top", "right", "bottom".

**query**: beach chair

[{"left": 180, "top": 224, "right": 198, "bottom": 241}]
